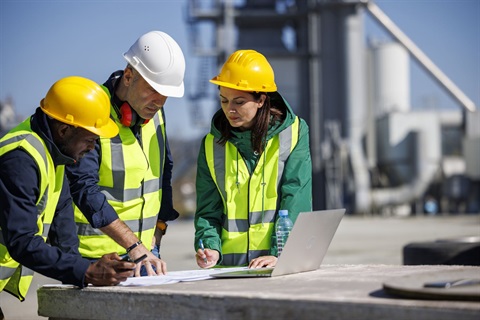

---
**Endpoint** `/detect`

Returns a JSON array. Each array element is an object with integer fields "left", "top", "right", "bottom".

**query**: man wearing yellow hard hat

[{"left": 0, "top": 77, "right": 135, "bottom": 315}]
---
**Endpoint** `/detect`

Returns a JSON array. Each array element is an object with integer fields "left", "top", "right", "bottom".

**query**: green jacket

[{"left": 194, "top": 92, "right": 312, "bottom": 265}]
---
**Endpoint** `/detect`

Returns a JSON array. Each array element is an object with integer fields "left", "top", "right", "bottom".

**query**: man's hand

[
  {"left": 85, "top": 253, "right": 134, "bottom": 286},
  {"left": 99, "top": 218, "right": 167, "bottom": 276},
  {"left": 129, "top": 244, "right": 167, "bottom": 276}
]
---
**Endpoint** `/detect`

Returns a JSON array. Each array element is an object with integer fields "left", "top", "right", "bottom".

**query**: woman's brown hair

[{"left": 217, "top": 92, "right": 283, "bottom": 154}]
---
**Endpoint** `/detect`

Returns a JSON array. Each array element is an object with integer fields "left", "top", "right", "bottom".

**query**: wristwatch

[{"left": 156, "top": 220, "right": 168, "bottom": 235}]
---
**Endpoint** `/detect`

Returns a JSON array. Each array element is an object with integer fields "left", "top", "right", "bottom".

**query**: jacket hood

[{"left": 32, "top": 107, "right": 76, "bottom": 166}]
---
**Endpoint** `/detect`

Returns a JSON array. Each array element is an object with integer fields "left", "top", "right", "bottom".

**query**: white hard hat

[{"left": 123, "top": 31, "right": 185, "bottom": 98}]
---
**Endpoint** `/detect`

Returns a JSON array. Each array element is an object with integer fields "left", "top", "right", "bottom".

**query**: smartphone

[{"left": 122, "top": 254, "right": 147, "bottom": 264}]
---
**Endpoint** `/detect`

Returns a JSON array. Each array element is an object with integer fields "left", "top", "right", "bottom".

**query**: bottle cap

[{"left": 279, "top": 210, "right": 288, "bottom": 217}]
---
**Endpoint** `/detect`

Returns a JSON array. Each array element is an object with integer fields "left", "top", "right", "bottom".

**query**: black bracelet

[{"left": 126, "top": 240, "right": 142, "bottom": 253}]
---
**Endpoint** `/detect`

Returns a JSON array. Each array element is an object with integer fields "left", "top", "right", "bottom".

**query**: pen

[
  {"left": 122, "top": 253, "right": 147, "bottom": 264},
  {"left": 424, "top": 279, "right": 480, "bottom": 289},
  {"left": 199, "top": 239, "right": 208, "bottom": 264}
]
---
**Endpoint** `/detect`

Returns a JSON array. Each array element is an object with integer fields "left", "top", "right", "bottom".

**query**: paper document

[
  {"left": 41, "top": 267, "right": 252, "bottom": 288},
  {"left": 118, "top": 267, "right": 250, "bottom": 287}
]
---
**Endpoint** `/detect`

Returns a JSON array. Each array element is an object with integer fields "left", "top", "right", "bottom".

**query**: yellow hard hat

[
  {"left": 210, "top": 49, "right": 277, "bottom": 92},
  {"left": 40, "top": 76, "right": 119, "bottom": 138}
]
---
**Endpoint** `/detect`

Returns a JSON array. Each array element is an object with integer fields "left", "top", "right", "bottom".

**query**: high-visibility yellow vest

[
  {"left": 0, "top": 119, "right": 64, "bottom": 301},
  {"left": 74, "top": 101, "right": 166, "bottom": 258},
  {"left": 205, "top": 117, "right": 299, "bottom": 265}
]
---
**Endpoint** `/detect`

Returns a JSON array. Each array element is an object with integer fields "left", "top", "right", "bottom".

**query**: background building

[{"left": 180, "top": 0, "right": 479, "bottom": 216}]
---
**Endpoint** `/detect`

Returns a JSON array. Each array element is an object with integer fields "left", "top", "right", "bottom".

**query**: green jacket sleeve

[
  {"left": 194, "top": 136, "right": 225, "bottom": 262},
  {"left": 270, "top": 119, "right": 313, "bottom": 255}
]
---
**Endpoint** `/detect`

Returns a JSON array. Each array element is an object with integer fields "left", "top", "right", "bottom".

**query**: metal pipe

[
  {"left": 345, "top": 6, "right": 371, "bottom": 213},
  {"left": 371, "top": 112, "right": 442, "bottom": 209},
  {"left": 309, "top": 5, "right": 322, "bottom": 173},
  {"left": 365, "top": 1, "right": 476, "bottom": 112}
]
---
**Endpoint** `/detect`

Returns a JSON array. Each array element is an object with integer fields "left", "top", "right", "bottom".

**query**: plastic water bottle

[{"left": 275, "top": 210, "right": 293, "bottom": 256}]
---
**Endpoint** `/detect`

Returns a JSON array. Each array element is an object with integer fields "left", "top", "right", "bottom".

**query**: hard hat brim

[
  {"left": 144, "top": 76, "right": 185, "bottom": 98},
  {"left": 209, "top": 78, "right": 277, "bottom": 93},
  {"left": 84, "top": 118, "right": 119, "bottom": 138}
]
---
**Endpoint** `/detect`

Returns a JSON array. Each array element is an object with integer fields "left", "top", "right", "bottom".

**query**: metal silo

[{"left": 371, "top": 41, "right": 410, "bottom": 117}]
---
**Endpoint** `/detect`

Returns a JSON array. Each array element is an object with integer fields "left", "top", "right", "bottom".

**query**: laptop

[{"left": 211, "top": 209, "right": 345, "bottom": 278}]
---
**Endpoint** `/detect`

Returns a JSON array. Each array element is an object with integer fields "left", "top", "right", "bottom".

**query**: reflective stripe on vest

[
  {"left": 205, "top": 117, "right": 299, "bottom": 265},
  {"left": 0, "top": 119, "right": 64, "bottom": 300},
  {"left": 74, "top": 109, "right": 166, "bottom": 258}
]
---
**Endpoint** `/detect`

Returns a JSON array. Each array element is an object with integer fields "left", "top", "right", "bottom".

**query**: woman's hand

[
  {"left": 196, "top": 248, "right": 220, "bottom": 268},
  {"left": 248, "top": 255, "right": 277, "bottom": 269}
]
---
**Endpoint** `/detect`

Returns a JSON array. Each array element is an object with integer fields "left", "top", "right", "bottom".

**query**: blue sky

[{"left": 1, "top": 0, "right": 479, "bottom": 139}]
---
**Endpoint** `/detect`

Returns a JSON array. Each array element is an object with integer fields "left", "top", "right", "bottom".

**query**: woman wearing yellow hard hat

[{"left": 194, "top": 50, "right": 313, "bottom": 268}]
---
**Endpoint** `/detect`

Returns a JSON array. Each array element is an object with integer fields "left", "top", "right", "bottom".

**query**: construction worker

[
  {"left": 194, "top": 49, "right": 312, "bottom": 268},
  {"left": 66, "top": 31, "right": 185, "bottom": 276},
  {"left": 0, "top": 77, "right": 133, "bottom": 315}
]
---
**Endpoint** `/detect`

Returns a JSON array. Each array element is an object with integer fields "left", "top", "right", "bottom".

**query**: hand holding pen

[{"left": 196, "top": 239, "right": 220, "bottom": 268}]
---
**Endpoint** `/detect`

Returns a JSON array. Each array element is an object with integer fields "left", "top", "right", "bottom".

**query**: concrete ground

[{"left": 2, "top": 214, "right": 479, "bottom": 320}]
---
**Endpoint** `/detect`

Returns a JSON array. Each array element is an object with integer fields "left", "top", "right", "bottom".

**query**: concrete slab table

[{"left": 37, "top": 265, "right": 480, "bottom": 320}]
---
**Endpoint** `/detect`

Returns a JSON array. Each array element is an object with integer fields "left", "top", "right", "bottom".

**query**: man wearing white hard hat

[{"left": 66, "top": 31, "right": 186, "bottom": 276}]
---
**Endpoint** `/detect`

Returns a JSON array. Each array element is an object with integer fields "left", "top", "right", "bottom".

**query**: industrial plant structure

[{"left": 184, "top": 0, "right": 479, "bottom": 215}]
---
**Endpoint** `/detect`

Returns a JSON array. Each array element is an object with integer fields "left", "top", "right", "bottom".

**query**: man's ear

[
  {"left": 123, "top": 67, "right": 134, "bottom": 86},
  {"left": 56, "top": 123, "right": 71, "bottom": 139}
]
